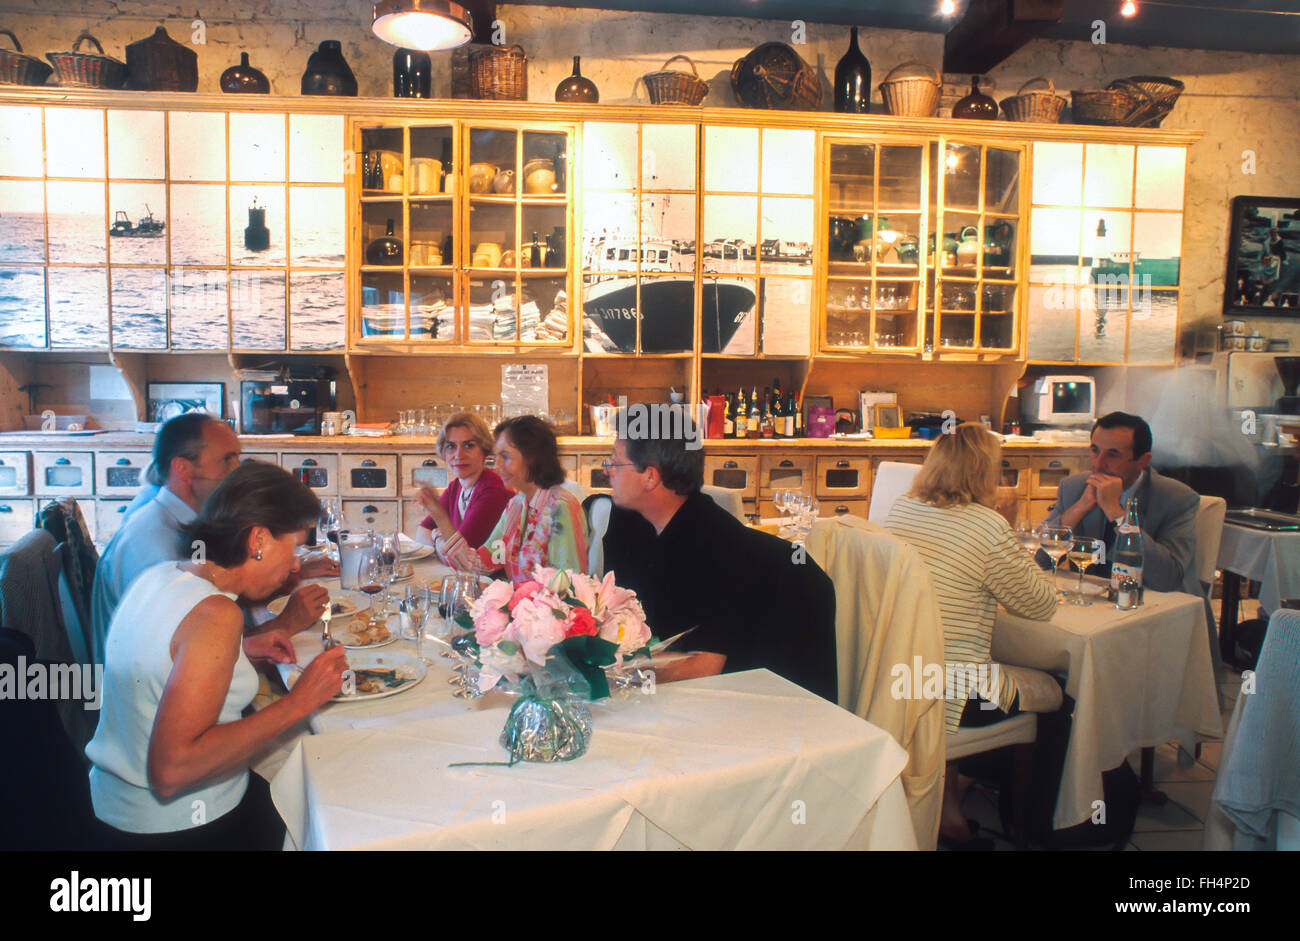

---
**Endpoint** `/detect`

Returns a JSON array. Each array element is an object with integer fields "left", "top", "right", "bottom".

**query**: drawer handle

[
  {"left": 1048, "top": 460, "right": 1062, "bottom": 468},
  {"left": 115, "top": 457, "right": 130, "bottom": 465},
  {"left": 779, "top": 459, "right": 794, "bottom": 467},
  {"left": 363, "top": 504, "right": 378, "bottom": 513},
  {"left": 302, "top": 458, "right": 318, "bottom": 466},
  {"left": 117, "top": 506, "right": 127, "bottom": 514},
  {"left": 836, "top": 460, "right": 850, "bottom": 468},
  {"left": 1001, "top": 459, "right": 1010, "bottom": 467},
  {"left": 361, "top": 459, "right": 377, "bottom": 467},
  {"left": 0, "top": 505, "right": 10, "bottom": 513},
  {"left": 835, "top": 505, "right": 850, "bottom": 514},
  {"left": 422, "top": 459, "right": 437, "bottom": 467},
  {"left": 55, "top": 458, "right": 70, "bottom": 465},
  {"left": 723, "top": 460, "right": 738, "bottom": 469}
]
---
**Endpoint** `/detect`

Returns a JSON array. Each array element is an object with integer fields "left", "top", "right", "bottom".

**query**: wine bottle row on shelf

[{"left": 705, "top": 379, "right": 804, "bottom": 440}]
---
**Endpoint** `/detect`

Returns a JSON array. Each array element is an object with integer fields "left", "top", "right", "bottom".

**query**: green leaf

[
  {"left": 497, "top": 639, "right": 520, "bottom": 655},
  {"left": 454, "top": 611, "right": 474, "bottom": 632},
  {"left": 554, "top": 635, "right": 619, "bottom": 700}
]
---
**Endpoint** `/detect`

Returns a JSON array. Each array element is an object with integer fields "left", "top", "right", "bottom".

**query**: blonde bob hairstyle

[
  {"left": 908, "top": 422, "right": 1002, "bottom": 509},
  {"left": 436, "top": 411, "right": 495, "bottom": 457}
]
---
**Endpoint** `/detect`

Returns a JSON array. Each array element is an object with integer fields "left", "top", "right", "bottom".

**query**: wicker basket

[
  {"left": 46, "top": 32, "right": 125, "bottom": 89},
  {"left": 1108, "top": 76, "right": 1183, "bottom": 127},
  {"left": 642, "top": 55, "right": 708, "bottom": 106},
  {"left": 1070, "top": 87, "right": 1140, "bottom": 126},
  {"left": 731, "top": 42, "right": 820, "bottom": 111},
  {"left": 468, "top": 43, "right": 526, "bottom": 101},
  {"left": 880, "top": 60, "right": 941, "bottom": 117},
  {"left": 1000, "top": 76, "right": 1066, "bottom": 124},
  {"left": 0, "top": 29, "right": 52, "bottom": 86}
]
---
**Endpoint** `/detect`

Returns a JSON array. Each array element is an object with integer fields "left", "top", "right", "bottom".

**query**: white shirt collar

[{"left": 157, "top": 484, "right": 198, "bottom": 525}]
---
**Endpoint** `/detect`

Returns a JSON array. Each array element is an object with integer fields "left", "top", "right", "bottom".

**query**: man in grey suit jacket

[{"left": 1046, "top": 411, "right": 1201, "bottom": 595}]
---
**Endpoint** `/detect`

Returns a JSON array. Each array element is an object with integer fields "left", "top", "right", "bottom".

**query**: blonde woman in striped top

[{"left": 885, "top": 422, "right": 1057, "bottom": 847}]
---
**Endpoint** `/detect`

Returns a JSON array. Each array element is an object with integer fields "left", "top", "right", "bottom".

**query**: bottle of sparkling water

[{"left": 1111, "top": 499, "right": 1144, "bottom": 596}]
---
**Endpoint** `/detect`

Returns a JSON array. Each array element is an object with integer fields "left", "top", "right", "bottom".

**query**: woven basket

[
  {"left": 643, "top": 55, "right": 708, "bottom": 105},
  {"left": 1070, "top": 87, "right": 1139, "bottom": 126},
  {"left": 880, "top": 60, "right": 941, "bottom": 117},
  {"left": 46, "top": 32, "right": 125, "bottom": 89},
  {"left": 1000, "top": 76, "right": 1066, "bottom": 123},
  {"left": 0, "top": 29, "right": 52, "bottom": 86},
  {"left": 1108, "top": 76, "right": 1182, "bottom": 127},
  {"left": 468, "top": 43, "right": 526, "bottom": 101},
  {"left": 731, "top": 42, "right": 820, "bottom": 111}
]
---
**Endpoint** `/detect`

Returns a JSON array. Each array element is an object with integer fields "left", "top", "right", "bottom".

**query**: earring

[{"left": 254, "top": 548, "right": 263, "bottom": 561}]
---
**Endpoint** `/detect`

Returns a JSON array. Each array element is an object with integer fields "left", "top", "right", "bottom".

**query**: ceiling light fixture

[
  {"left": 372, "top": 0, "right": 474, "bottom": 51},
  {"left": 1120, "top": 0, "right": 1138, "bottom": 16},
  {"left": 940, "top": 0, "right": 958, "bottom": 15}
]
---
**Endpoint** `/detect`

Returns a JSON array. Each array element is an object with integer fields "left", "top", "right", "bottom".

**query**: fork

[{"left": 320, "top": 601, "right": 335, "bottom": 650}]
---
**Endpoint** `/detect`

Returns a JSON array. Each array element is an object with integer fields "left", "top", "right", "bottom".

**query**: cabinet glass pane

[
  {"left": 1032, "top": 142, "right": 1082, "bottom": 205},
  {"left": 290, "top": 272, "right": 346, "bottom": 350},
  {"left": 290, "top": 185, "right": 345, "bottom": 266},
  {"left": 826, "top": 280, "right": 871, "bottom": 348},
  {"left": 1135, "top": 146, "right": 1185, "bottom": 210},
  {"left": 230, "top": 113, "right": 286, "bottom": 182},
  {"left": 469, "top": 128, "right": 517, "bottom": 189},
  {"left": 107, "top": 182, "right": 166, "bottom": 265},
  {"left": 469, "top": 278, "right": 516, "bottom": 342},
  {"left": 469, "top": 203, "right": 515, "bottom": 271},
  {"left": 760, "top": 277, "right": 810, "bottom": 355},
  {"left": 702, "top": 195, "right": 756, "bottom": 275},
  {"left": 984, "top": 218, "right": 1017, "bottom": 278},
  {"left": 361, "top": 271, "right": 405, "bottom": 338},
  {"left": 703, "top": 276, "right": 755, "bottom": 355},
  {"left": 1128, "top": 289, "right": 1177, "bottom": 361},
  {"left": 408, "top": 199, "right": 451, "bottom": 269},
  {"left": 942, "top": 143, "right": 980, "bottom": 211},
  {"left": 170, "top": 184, "right": 227, "bottom": 266},
  {"left": 638, "top": 275, "right": 697, "bottom": 352},
  {"left": 643, "top": 124, "right": 695, "bottom": 190},
  {"left": 1132, "top": 212, "right": 1182, "bottom": 288},
  {"left": 760, "top": 197, "right": 813, "bottom": 276},
  {"left": 289, "top": 114, "right": 344, "bottom": 183},
  {"left": 169, "top": 112, "right": 226, "bottom": 181},
  {"left": 762, "top": 129, "right": 814, "bottom": 196},
  {"left": 230, "top": 186, "right": 285, "bottom": 265},
  {"left": 231, "top": 272, "right": 285, "bottom": 349},
  {"left": 110, "top": 267, "right": 167, "bottom": 349},
  {"left": 1026, "top": 284, "right": 1076, "bottom": 361},
  {"left": 1078, "top": 285, "right": 1126, "bottom": 362},
  {"left": 0, "top": 182, "right": 45, "bottom": 262},
  {"left": 941, "top": 211, "right": 981, "bottom": 273},
  {"left": 48, "top": 267, "right": 107, "bottom": 347},
  {"left": 980, "top": 295, "right": 1016, "bottom": 349},
  {"left": 984, "top": 148, "right": 1019, "bottom": 214},
  {"left": 108, "top": 110, "right": 164, "bottom": 179},
  {"left": 1083, "top": 144, "right": 1134, "bottom": 208},
  {"left": 828, "top": 143, "right": 874, "bottom": 212},
  {"left": 410, "top": 275, "right": 454, "bottom": 340},
  {"left": 879, "top": 146, "right": 923, "bottom": 209},
  {"left": 409, "top": 125, "right": 452, "bottom": 192},
  {"left": 523, "top": 132, "right": 566, "bottom": 195},
  {"left": 46, "top": 182, "right": 106, "bottom": 263},
  {"left": 640, "top": 193, "right": 695, "bottom": 273},
  {"left": 704, "top": 126, "right": 758, "bottom": 192},
  {"left": 46, "top": 109, "right": 104, "bottom": 178},
  {"left": 582, "top": 192, "right": 637, "bottom": 271},
  {"left": 582, "top": 273, "right": 636, "bottom": 352},
  {"left": 875, "top": 213, "right": 921, "bottom": 272},
  {"left": 938, "top": 313, "right": 975, "bottom": 349},
  {"left": 360, "top": 127, "right": 403, "bottom": 193},
  {"left": 522, "top": 205, "right": 566, "bottom": 270},
  {"left": 581, "top": 123, "right": 637, "bottom": 190},
  {"left": 0, "top": 107, "right": 42, "bottom": 177},
  {"left": 361, "top": 202, "right": 403, "bottom": 267},
  {"left": 0, "top": 268, "right": 45, "bottom": 347},
  {"left": 169, "top": 268, "right": 227, "bottom": 349},
  {"left": 521, "top": 276, "right": 568, "bottom": 342},
  {"left": 1029, "top": 207, "right": 1081, "bottom": 282},
  {"left": 876, "top": 281, "right": 919, "bottom": 349}
]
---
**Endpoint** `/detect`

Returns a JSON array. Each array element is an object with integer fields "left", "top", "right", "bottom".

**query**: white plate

[
  {"left": 331, "top": 618, "right": 399, "bottom": 649},
  {"left": 267, "top": 588, "right": 369, "bottom": 622},
  {"left": 289, "top": 650, "right": 427, "bottom": 702},
  {"left": 398, "top": 533, "right": 434, "bottom": 561}
]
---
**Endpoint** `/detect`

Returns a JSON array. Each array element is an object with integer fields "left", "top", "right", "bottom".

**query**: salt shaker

[{"left": 1115, "top": 575, "right": 1141, "bottom": 610}]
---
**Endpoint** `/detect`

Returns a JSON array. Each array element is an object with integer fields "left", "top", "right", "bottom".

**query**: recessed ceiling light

[
  {"left": 940, "top": 0, "right": 958, "bottom": 15},
  {"left": 372, "top": 0, "right": 474, "bottom": 51},
  {"left": 1120, "top": 1, "right": 1138, "bottom": 17}
]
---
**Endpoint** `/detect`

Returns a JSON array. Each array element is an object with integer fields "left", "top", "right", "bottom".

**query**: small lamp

[{"left": 372, "top": 0, "right": 474, "bottom": 51}]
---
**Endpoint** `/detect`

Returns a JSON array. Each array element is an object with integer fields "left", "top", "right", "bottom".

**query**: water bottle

[{"left": 1111, "top": 499, "right": 1144, "bottom": 602}]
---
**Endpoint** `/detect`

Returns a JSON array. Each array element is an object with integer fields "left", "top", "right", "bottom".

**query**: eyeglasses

[{"left": 600, "top": 459, "right": 635, "bottom": 473}]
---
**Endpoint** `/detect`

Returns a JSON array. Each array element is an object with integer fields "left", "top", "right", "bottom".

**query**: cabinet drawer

[
  {"left": 401, "top": 497, "right": 434, "bottom": 540},
  {"left": 759, "top": 455, "right": 815, "bottom": 496},
  {"left": 0, "top": 452, "right": 31, "bottom": 496},
  {"left": 340, "top": 454, "right": 398, "bottom": 498},
  {"left": 1030, "top": 456, "right": 1086, "bottom": 498},
  {"left": 94, "top": 500, "right": 133, "bottom": 544},
  {"left": 1000, "top": 456, "right": 1030, "bottom": 495},
  {"left": 281, "top": 453, "right": 340, "bottom": 494},
  {"left": 96, "top": 452, "right": 149, "bottom": 497},
  {"left": 400, "top": 454, "right": 450, "bottom": 494},
  {"left": 342, "top": 499, "right": 400, "bottom": 534},
  {"left": 818, "top": 498, "right": 870, "bottom": 521},
  {"left": 816, "top": 456, "right": 871, "bottom": 498},
  {"left": 38, "top": 498, "right": 95, "bottom": 541},
  {"left": 559, "top": 454, "right": 579, "bottom": 475},
  {"left": 240, "top": 451, "right": 279, "bottom": 466},
  {"left": 32, "top": 452, "right": 94, "bottom": 497},
  {"left": 577, "top": 455, "right": 612, "bottom": 493},
  {"left": 703, "top": 455, "right": 759, "bottom": 499},
  {"left": 1028, "top": 498, "right": 1057, "bottom": 525},
  {"left": 0, "top": 498, "right": 35, "bottom": 545}
]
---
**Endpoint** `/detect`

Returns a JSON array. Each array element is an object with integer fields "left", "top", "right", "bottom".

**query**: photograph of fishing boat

[{"left": 1224, "top": 196, "right": 1300, "bottom": 315}]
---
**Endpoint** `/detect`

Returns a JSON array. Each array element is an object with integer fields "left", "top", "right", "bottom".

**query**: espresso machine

[{"left": 1275, "top": 356, "right": 1300, "bottom": 415}]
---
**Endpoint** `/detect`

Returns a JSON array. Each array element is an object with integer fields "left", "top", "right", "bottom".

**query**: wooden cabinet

[
  {"left": 281, "top": 452, "right": 340, "bottom": 495},
  {"left": 576, "top": 454, "right": 612, "bottom": 493},
  {"left": 0, "top": 498, "right": 34, "bottom": 545},
  {"left": 399, "top": 453, "right": 448, "bottom": 493},
  {"left": 0, "top": 452, "right": 31, "bottom": 496},
  {"left": 32, "top": 452, "right": 93, "bottom": 497},
  {"left": 342, "top": 498, "right": 399, "bottom": 533},
  {"left": 816, "top": 455, "right": 871, "bottom": 498},
  {"left": 94, "top": 499, "right": 133, "bottom": 545},
  {"left": 759, "top": 454, "right": 814, "bottom": 495},
  {"left": 339, "top": 454, "right": 398, "bottom": 498},
  {"left": 818, "top": 498, "right": 869, "bottom": 520},
  {"left": 95, "top": 451, "right": 148, "bottom": 497},
  {"left": 703, "top": 454, "right": 759, "bottom": 499},
  {"left": 1030, "top": 455, "right": 1087, "bottom": 497}
]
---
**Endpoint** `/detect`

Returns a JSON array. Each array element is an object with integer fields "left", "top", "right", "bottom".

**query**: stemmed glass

[
  {"left": 359, "top": 546, "right": 387, "bottom": 626},
  {"left": 319, "top": 497, "right": 342, "bottom": 560},
  {"left": 1038, "top": 524, "right": 1072, "bottom": 593},
  {"left": 404, "top": 583, "right": 430, "bottom": 663},
  {"left": 377, "top": 532, "right": 399, "bottom": 612},
  {"left": 1066, "top": 536, "right": 1104, "bottom": 606},
  {"left": 1013, "top": 513, "right": 1041, "bottom": 556}
]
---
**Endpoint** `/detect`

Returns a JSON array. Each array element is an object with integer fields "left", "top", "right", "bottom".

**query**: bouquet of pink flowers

[{"left": 460, "top": 566, "right": 653, "bottom": 699}]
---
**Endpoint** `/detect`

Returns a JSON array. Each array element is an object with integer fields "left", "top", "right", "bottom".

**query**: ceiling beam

[{"left": 943, "top": 0, "right": 1064, "bottom": 74}]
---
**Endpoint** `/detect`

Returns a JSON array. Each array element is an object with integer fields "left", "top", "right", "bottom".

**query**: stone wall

[{"left": 6, "top": 0, "right": 1300, "bottom": 349}]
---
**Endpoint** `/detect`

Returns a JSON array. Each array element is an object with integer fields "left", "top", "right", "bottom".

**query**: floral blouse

[{"left": 439, "top": 485, "right": 589, "bottom": 583}]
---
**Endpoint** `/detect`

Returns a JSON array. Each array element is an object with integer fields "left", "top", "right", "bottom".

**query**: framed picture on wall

[
  {"left": 146, "top": 382, "right": 225, "bottom": 423},
  {"left": 1224, "top": 196, "right": 1300, "bottom": 317}
]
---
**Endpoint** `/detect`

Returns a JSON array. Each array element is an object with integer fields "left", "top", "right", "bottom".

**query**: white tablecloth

[
  {"left": 268, "top": 668, "right": 916, "bottom": 851},
  {"left": 1217, "top": 523, "right": 1300, "bottom": 614},
  {"left": 992, "top": 577, "right": 1223, "bottom": 829}
]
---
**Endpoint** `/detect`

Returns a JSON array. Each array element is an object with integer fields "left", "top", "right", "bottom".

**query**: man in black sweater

[{"left": 600, "top": 408, "right": 838, "bottom": 702}]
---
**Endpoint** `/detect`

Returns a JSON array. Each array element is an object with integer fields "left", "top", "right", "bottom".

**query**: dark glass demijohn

[
  {"left": 221, "top": 51, "right": 270, "bottom": 93},
  {"left": 833, "top": 27, "right": 871, "bottom": 114},
  {"left": 952, "top": 76, "right": 998, "bottom": 120},
  {"left": 301, "top": 40, "right": 357, "bottom": 96},
  {"left": 554, "top": 55, "right": 598, "bottom": 103},
  {"left": 366, "top": 219, "right": 404, "bottom": 265},
  {"left": 393, "top": 47, "right": 431, "bottom": 98}
]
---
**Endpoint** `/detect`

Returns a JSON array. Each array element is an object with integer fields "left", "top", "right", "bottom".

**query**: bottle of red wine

[{"left": 834, "top": 27, "right": 872, "bottom": 114}]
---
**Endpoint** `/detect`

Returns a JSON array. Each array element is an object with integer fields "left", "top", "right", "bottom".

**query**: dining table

[
  {"left": 1215, "top": 520, "right": 1300, "bottom": 664},
  {"left": 258, "top": 547, "right": 919, "bottom": 850},
  {"left": 991, "top": 575, "right": 1223, "bottom": 830}
]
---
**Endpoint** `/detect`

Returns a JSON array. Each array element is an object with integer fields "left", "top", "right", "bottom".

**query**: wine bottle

[
  {"left": 723, "top": 393, "right": 735, "bottom": 438},
  {"left": 772, "top": 378, "right": 785, "bottom": 438},
  {"left": 759, "top": 387, "right": 772, "bottom": 438},
  {"left": 793, "top": 391, "right": 803, "bottom": 437},
  {"left": 833, "top": 26, "right": 872, "bottom": 115},
  {"left": 749, "top": 386, "right": 761, "bottom": 438},
  {"left": 735, "top": 386, "right": 748, "bottom": 437}
]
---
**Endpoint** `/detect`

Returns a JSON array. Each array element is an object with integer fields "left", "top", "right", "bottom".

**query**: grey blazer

[{"left": 1046, "top": 467, "right": 1201, "bottom": 596}]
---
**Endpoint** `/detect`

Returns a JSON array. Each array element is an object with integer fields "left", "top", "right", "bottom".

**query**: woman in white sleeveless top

[{"left": 86, "top": 463, "right": 348, "bottom": 849}]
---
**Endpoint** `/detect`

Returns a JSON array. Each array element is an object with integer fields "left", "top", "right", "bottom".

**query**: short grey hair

[{"left": 147, "top": 413, "right": 219, "bottom": 486}]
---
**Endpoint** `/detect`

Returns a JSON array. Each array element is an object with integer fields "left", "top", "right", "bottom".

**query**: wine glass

[
  {"left": 1038, "top": 524, "right": 1072, "bottom": 593},
  {"left": 359, "top": 546, "right": 387, "bottom": 625},
  {"left": 1066, "top": 536, "right": 1104, "bottom": 606},
  {"left": 319, "top": 497, "right": 342, "bottom": 560},
  {"left": 404, "top": 583, "right": 430, "bottom": 663},
  {"left": 1014, "top": 519, "right": 1041, "bottom": 556}
]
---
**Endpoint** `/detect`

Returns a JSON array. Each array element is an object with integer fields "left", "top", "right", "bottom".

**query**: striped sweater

[{"left": 886, "top": 496, "right": 1058, "bottom": 733}]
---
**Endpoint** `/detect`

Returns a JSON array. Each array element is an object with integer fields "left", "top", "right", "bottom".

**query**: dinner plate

[
  {"left": 289, "top": 650, "right": 427, "bottom": 702},
  {"left": 330, "top": 619, "right": 399, "bottom": 649},
  {"left": 267, "top": 588, "right": 369, "bottom": 622},
  {"left": 397, "top": 533, "right": 435, "bottom": 561}
]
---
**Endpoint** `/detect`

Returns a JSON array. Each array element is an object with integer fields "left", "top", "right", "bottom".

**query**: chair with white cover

[
  {"left": 701, "top": 484, "right": 745, "bottom": 521},
  {"left": 867, "top": 462, "right": 922, "bottom": 525},
  {"left": 582, "top": 493, "right": 613, "bottom": 577},
  {"left": 1203, "top": 608, "right": 1300, "bottom": 850},
  {"left": 1193, "top": 494, "right": 1227, "bottom": 666}
]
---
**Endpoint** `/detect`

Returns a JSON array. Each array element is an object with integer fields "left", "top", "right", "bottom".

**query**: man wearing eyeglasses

[{"left": 600, "top": 409, "right": 837, "bottom": 702}]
